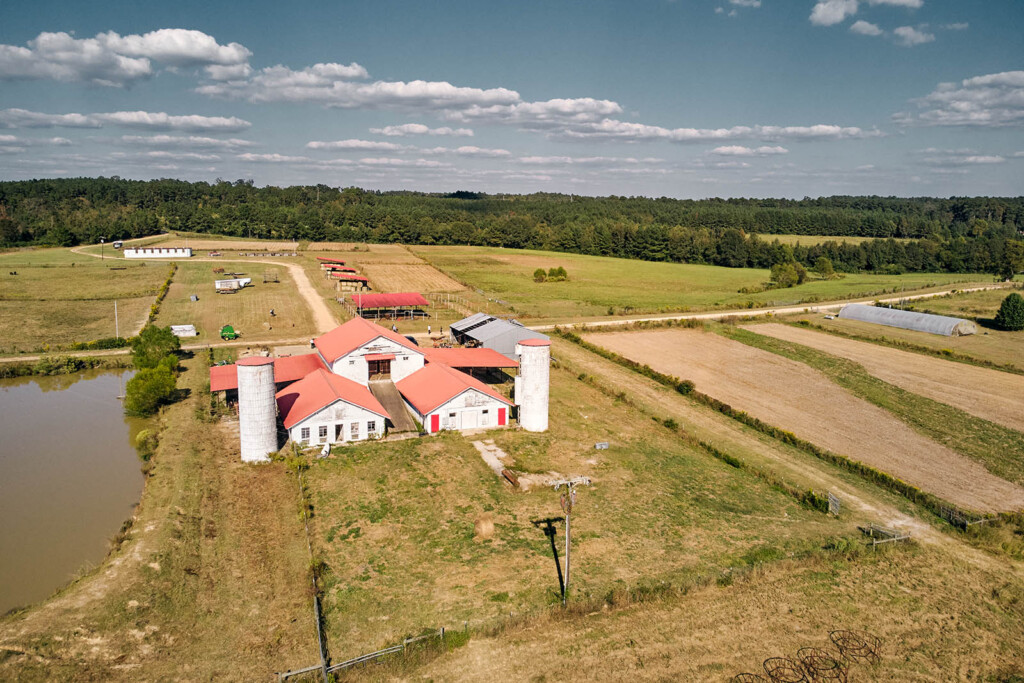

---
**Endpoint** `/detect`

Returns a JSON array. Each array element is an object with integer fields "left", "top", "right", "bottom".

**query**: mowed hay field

[
  {"left": 415, "top": 246, "right": 986, "bottom": 321},
  {"left": 306, "top": 360, "right": 843, "bottom": 655},
  {"left": 153, "top": 261, "right": 317, "bottom": 343},
  {"left": 0, "top": 248, "right": 168, "bottom": 351},
  {"left": 747, "top": 323, "right": 1024, "bottom": 432},
  {"left": 360, "top": 263, "right": 465, "bottom": 292},
  {"left": 585, "top": 328, "right": 1024, "bottom": 512}
]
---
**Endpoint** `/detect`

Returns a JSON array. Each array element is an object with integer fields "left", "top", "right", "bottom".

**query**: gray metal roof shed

[
  {"left": 838, "top": 303, "right": 977, "bottom": 336},
  {"left": 449, "top": 314, "right": 550, "bottom": 357}
]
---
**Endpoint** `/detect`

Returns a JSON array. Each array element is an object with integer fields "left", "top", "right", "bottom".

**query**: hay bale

[{"left": 474, "top": 513, "right": 495, "bottom": 540}]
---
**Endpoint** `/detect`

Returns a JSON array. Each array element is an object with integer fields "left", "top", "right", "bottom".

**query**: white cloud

[
  {"left": 867, "top": 0, "right": 922, "bottom": 7},
  {"left": 897, "top": 70, "right": 1024, "bottom": 127},
  {"left": 0, "top": 109, "right": 100, "bottom": 128},
  {"left": 711, "top": 145, "right": 789, "bottom": 156},
  {"left": 238, "top": 153, "right": 315, "bottom": 164},
  {"left": 369, "top": 123, "right": 474, "bottom": 137},
  {"left": 95, "top": 111, "right": 251, "bottom": 132},
  {"left": 943, "top": 22, "right": 968, "bottom": 30},
  {"left": 446, "top": 98, "right": 622, "bottom": 129},
  {"left": 0, "top": 29, "right": 251, "bottom": 86},
  {"left": 204, "top": 63, "right": 253, "bottom": 81},
  {"left": 729, "top": 0, "right": 761, "bottom": 6},
  {"left": 120, "top": 134, "right": 253, "bottom": 150},
  {"left": 893, "top": 26, "right": 935, "bottom": 46},
  {"left": 452, "top": 146, "right": 511, "bottom": 157},
  {"left": 850, "top": 20, "right": 884, "bottom": 36},
  {"left": 810, "top": 0, "right": 859, "bottom": 27},
  {"left": 556, "top": 119, "right": 879, "bottom": 142},
  {"left": 356, "top": 157, "right": 451, "bottom": 168},
  {"left": 307, "top": 139, "right": 407, "bottom": 151},
  {"left": 715, "top": 7, "right": 725, "bottom": 14},
  {"left": 915, "top": 147, "right": 1007, "bottom": 166}
]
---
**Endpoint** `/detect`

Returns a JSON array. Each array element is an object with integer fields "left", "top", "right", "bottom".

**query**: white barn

[
  {"left": 124, "top": 247, "right": 193, "bottom": 259},
  {"left": 313, "top": 316, "right": 425, "bottom": 384},
  {"left": 397, "top": 362, "right": 512, "bottom": 433},
  {"left": 276, "top": 369, "right": 389, "bottom": 445}
]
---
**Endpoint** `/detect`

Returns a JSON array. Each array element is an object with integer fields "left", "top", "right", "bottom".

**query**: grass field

[
  {"left": 0, "top": 248, "right": 169, "bottom": 352},
  {"left": 785, "top": 287, "right": 1024, "bottom": 369},
  {"left": 306, "top": 357, "right": 846, "bottom": 656},
  {"left": 414, "top": 246, "right": 987, "bottom": 322},
  {"left": 153, "top": 261, "right": 317, "bottom": 344}
]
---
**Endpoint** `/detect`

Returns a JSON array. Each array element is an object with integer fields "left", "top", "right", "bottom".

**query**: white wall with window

[
  {"left": 403, "top": 389, "right": 510, "bottom": 434},
  {"left": 288, "top": 398, "right": 386, "bottom": 445},
  {"left": 328, "top": 337, "right": 424, "bottom": 386}
]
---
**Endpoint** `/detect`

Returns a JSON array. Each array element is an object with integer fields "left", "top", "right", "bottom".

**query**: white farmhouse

[
  {"left": 313, "top": 316, "right": 425, "bottom": 384},
  {"left": 276, "top": 369, "right": 389, "bottom": 445}
]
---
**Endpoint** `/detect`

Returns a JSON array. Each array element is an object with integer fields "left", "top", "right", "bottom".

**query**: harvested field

[
  {"left": 153, "top": 238, "right": 299, "bottom": 252},
  {"left": 748, "top": 323, "right": 1024, "bottom": 432},
  {"left": 360, "top": 263, "right": 465, "bottom": 293},
  {"left": 585, "top": 328, "right": 1024, "bottom": 512}
]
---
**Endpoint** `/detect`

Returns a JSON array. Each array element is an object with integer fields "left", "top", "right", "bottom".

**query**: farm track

[
  {"left": 747, "top": 323, "right": 1024, "bottom": 432},
  {"left": 585, "top": 328, "right": 1024, "bottom": 513}
]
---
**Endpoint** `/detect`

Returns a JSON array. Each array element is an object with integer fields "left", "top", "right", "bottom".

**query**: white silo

[
  {"left": 237, "top": 357, "right": 278, "bottom": 462},
  {"left": 515, "top": 339, "right": 550, "bottom": 432}
]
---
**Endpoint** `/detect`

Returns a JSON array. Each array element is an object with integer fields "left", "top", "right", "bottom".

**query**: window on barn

[
  {"left": 318, "top": 425, "right": 328, "bottom": 442},
  {"left": 367, "top": 420, "right": 376, "bottom": 433},
  {"left": 482, "top": 409, "right": 490, "bottom": 426},
  {"left": 350, "top": 422, "right": 359, "bottom": 439},
  {"left": 335, "top": 424, "right": 343, "bottom": 441},
  {"left": 300, "top": 427, "right": 310, "bottom": 442}
]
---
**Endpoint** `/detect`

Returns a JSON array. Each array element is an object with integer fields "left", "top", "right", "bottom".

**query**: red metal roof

[
  {"left": 329, "top": 273, "right": 369, "bottom": 281},
  {"left": 276, "top": 369, "right": 389, "bottom": 429},
  {"left": 351, "top": 292, "right": 429, "bottom": 308},
  {"left": 209, "top": 353, "right": 328, "bottom": 392},
  {"left": 422, "top": 347, "right": 519, "bottom": 369},
  {"left": 396, "top": 363, "right": 512, "bottom": 416},
  {"left": 316, "top": 257, "right": 346, "bottom": 264},
  {"left": 313, "top": 317, "right": 421, "bottom": 364}
]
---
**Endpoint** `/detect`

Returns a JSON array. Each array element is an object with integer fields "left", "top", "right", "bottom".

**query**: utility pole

[
  {"left": 547, "top": 476, "right": 592, "bottom": 606},
  {"left": 114, "top": 300, "right": 119, "bottom": 339},
  {"left": 99, "top": 236, "right": 106, "bottom": 261}
]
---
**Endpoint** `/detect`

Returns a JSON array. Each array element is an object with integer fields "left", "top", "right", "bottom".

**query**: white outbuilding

[
  {"left": 276, "top": 369, "right": 390, "bottom": 445},
  {"left": 396, "top": 362, "right": 512, "bottom": 434}
]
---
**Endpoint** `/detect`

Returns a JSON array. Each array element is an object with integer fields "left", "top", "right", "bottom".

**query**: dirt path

[
  {"left": 585, "top": 329, "right": 1024, "bottom": 513},
  {"left": 748, "top": 323, "right": 1024, "bottom": 432},
  {"left": 529, "top": 284, "right": 1009, "bottom": 331}
]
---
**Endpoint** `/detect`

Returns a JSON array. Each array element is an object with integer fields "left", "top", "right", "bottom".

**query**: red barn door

[
  {"left": 498, "top": 407, "right": 506, "bottom": 426},
  {"left": 430, "top": 414, "right": 439, "bottom": 433}
]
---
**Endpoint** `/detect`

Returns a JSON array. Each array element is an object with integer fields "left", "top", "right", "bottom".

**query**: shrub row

[
  {"left": 554, "top": 327, "right": 982, "bottom": 522},
  {"left": 0, "top": 354, "right": 130, "bottom": 378},
  {"left": 147, "top": 263, "right": 177, "bottom": 324},
  {"left": 69, "top": 336, "right": 129, "bottom": 351}
]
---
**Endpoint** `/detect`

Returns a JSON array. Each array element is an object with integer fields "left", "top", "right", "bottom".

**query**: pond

[{"left": 0, "top": 369, "right": 145, "bottom": 614}]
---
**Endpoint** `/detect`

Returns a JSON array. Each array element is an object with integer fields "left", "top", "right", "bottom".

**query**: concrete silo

[
  {"left": 515, "top": 338, "right": 550, "bottom": 432},
  {"left": 236, "top": 357, "right": 278, "bottom": 462}
]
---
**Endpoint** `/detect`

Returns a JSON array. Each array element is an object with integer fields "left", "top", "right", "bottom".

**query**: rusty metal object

[
  {"left": 829, "top": 630, "right": 881, "bottom": 664},
  {"left": 501, "top": 468, "right": 520, "bottom": 488},
  {"left": 796, "top": 647, "right": 847, "bottom": 682},
  {"left": 763, "top": 657, "right": 808, "bottom": 683}
]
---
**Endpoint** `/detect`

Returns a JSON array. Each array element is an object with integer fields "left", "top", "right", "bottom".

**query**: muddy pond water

[{"left": 0, "top": 369, "right": 145, "bottom": 614}]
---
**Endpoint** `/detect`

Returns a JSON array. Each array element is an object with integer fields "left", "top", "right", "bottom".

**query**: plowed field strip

[
  {"left": 585, "top": 329, "right": 1024, "bottom": 513},
  {"left": 747, "top": 323, "right": 1024, "bottom": 432}
]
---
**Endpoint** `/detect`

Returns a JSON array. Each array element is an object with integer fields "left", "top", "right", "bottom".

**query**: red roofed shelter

[
  {"left": 396, "top": 363, "right": 512, "bottom": 433},
  {"left": 351, "top": 292, "right": 430, "bottom": 320},
  {"left": 276, "top": 369, "right": 390, "bottom": 445}
]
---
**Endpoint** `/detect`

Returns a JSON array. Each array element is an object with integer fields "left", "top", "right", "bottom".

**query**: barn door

[
  {"left": 498, "top": 407, "right": 506, "bottom": 426},
  {"left": 430, "top": 414, "right": 439, "bottom": 433}
]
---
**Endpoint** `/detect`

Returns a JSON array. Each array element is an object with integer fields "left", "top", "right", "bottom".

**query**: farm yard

[
  {"left": 746, "top": 323, "right": 1024, "bottom": 432},
  {"left": 415, "top": 245, "right": 989, "bottom": 323},
  {"left": 584, "top": 327, "right": 1024, "bottom": 512},
  {"left": 0, "top": 248, "right": 168, "bottom": 352},
  {"left": 152, "top": 262, "right": 318, "bottom": 344}
]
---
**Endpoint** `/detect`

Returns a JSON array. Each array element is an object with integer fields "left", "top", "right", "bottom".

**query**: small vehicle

[
  {"left": 824, "top": 314, "right": 836, "bottom": 320},
  {"left": 220, "top": 324, "right": 239, "bottom": 340}
]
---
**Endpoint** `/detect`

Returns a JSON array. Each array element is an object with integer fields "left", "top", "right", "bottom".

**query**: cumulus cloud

[
  {"left": 943, "top": 22, "right": 968, "bottom": 30},
  {"left": 0, "top": 29, "right": 250, "bottom": 86},
  {"left": 452, "top": 146, "right": 511, "bottom": 157},
  {"left": 850, "top": 20, "right": 884, "bottom": 36},
  {"left": 119, "top": 134, "right": 253, "bottom": 150},
  {"left": 711, "top": 145, "right": 789, "bottom": 156},
  {"left": 369, "top": 123, "right": 473, "bottom": 137},
  {"left": 0, "top": 108, "right": 251, "bottom": 132},
  {"left": 554, "top": 120, "right": 879, "bottom": 143},
  {"left": 307, "top": 139, "right": 407, "bottom": 151},
  {"left": 896, "top": 71, "right": 1024, "bottom": 127},
  {"left": 0, "top": 108, "right": 100, "bottom": 129},
  {"left": 729, "top": 0, "right": 761, "bottom": 6},
  {"left": 893, "top": 26, "right": 935, "bottom": 46},
  {"left": 916, "top": 148, "right": 1006, "bottom": 166},
  {"left": 0, "top": 134, "right": 73, "bottom": 152},
  {"left": 867, "top": 0, "right": 922, "bottom": 7},
  {"left": 810, "top": 0, "right": 859, "bottom": 27}
]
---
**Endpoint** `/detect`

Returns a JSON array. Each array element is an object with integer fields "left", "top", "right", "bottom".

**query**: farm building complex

[
  {"left": 839, "top": 303, "right": 978, "bottom": 336},
  {"left": 212, "top": 316, "right": 549, "bottom": 462}
]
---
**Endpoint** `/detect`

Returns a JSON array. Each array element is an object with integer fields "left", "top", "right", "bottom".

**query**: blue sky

[{"left": 0, "top": 0, "right": 1021, "bottom": 198}]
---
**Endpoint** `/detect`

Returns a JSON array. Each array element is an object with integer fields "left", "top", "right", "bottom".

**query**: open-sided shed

[
  {"left": 838, "top": 303, "right": 978, "bottom": 336},
  {"left": 449, "top": 314, "right": 549, "bottom": 358},
  {"left": 351, "top": 292, "right": 430, "bottom": 320}
]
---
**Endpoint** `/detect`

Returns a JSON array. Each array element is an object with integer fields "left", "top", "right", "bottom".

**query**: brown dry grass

[
  {"left": 749, "top": 323, "right": 1024, "bottom": 432},
  {"left": 585, "top": 328, "right": 1024, "bottom": 512},
  {"left": 360, "top": 263, "right": 465, "bottom": 293}
]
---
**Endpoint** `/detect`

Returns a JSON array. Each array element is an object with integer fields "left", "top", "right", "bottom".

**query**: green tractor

[{"left": 220, "top": 324, "right": 239, "bottom": 341}]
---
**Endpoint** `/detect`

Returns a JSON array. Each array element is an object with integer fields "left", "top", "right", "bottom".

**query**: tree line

[{"left": 1, "top": 177, "right": 1021, "bottom": 276}]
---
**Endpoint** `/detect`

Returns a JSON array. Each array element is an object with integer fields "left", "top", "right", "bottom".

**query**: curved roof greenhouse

[{"left": 838, "top": 303, "right": 977, "bottom": 336}]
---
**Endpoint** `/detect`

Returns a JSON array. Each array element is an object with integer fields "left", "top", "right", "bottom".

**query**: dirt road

[
  {"left": 747, "top": 323, "right": 1024, "bottom": 432},
  {"left": 586, "top": 328, "right": 1024, "bottom": 513}
]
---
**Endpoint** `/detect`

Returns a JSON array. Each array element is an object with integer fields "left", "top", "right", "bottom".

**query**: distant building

[
  {"left": 214, "top": 277, "right": 251, "bottom": 292},
  {"left": 124, "top": 247, "right": 192, "bottom": 259},
  {"left": 449, "top": 314, "right": 550, "bottom": 359},
  {"left": 170, "top": 324, "right": 197, "bottom": 337}
]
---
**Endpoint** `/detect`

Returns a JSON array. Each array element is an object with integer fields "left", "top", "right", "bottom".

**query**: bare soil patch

[
  {"left": 749, "top": 323, "right": 1024, "bottom": 432},
  {"left": 586, "top": 328, "right": 1024, "bottom": 512},
  {"left": 361, "top": 263, "right": 465, "bottom": 293}
]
